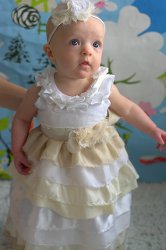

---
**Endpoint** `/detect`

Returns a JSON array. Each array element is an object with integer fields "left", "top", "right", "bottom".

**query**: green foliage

[
  {"left": 4, "top": 34, "right": 30, "bottom": 63},
  {"left": 0, "top": 117, "right": 9, "bottom": 131},
  {"left": 0, "top": 150, "right": 6, "bottom": 158},
  {"left": 105, "top": 58, "right": 140, "bottom": 85},
  {"left": 0, "top": 168, "right": 12, "bottom": 180},
  {"left": 115, "top": 122, "right": 132, "bottom": 145},
  {"left": 0, "top": 117, "right": 13, "bottom": 180},
  {"left": 158, "top": 71, "right": 166, "bottom": 79}
]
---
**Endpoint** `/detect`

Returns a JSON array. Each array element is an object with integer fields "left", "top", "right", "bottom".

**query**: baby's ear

[{"left": 43, "top": 44, "right": 54, "bottom": 61}]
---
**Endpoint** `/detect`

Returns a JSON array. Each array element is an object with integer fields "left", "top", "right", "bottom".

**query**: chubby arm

[
  {"left": 12, "top": 84, "right": 40, "bottom": 175},
  {"left": 0, "top": 77, "right": 26, "bottom": 110},
  {"left": 109, "top": 84, "right": 166, "bottom": 149}
]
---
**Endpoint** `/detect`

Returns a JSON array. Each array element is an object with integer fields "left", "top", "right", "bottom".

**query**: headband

[{"left": 48, "top": 0, "right": 105, "bottom": 43}]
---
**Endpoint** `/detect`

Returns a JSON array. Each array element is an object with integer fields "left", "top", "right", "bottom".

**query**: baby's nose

[{"left": 81, "top": 44, "right": 92, "bottom": 56}]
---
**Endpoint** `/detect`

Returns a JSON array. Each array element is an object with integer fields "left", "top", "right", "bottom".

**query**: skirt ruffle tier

[{"left": 6, "top": 118, "right": 138, "bottom": 250}]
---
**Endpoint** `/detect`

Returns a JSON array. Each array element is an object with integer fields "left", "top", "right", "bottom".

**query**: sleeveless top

[{"left": 35, "top": 66, "right": 115, "bottom": 128}]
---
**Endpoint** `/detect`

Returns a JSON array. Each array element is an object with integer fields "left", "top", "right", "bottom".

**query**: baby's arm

[
  {"left": 11, "top": 85, "right": 40, "bottom": 175},
  {"left": 109, "top": 85, "right": 166, "bottom": 150}
]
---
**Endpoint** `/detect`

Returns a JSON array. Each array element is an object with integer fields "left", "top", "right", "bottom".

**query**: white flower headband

[{"left": 48, "top": 0, "right": 105, "bottom": 43}]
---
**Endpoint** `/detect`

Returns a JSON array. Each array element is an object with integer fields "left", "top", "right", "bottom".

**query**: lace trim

[{"left": 35, "top": 66, "right": 114, "bottom": 111}]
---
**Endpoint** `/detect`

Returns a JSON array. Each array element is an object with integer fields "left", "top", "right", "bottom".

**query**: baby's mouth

[{"left": 81, "top": 61, "right": 90, "bottom": 66}]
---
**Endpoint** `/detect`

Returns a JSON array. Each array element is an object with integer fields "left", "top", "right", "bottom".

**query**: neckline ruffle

[{"left": 35, "top": 66, "right": 112, "bottom": 111}]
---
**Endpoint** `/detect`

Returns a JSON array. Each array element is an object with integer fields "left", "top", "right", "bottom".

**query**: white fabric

[
  {"left": 9, "top": 181, "right": 131, "bottom": 248},
  {"left": 6, "top": 65, "right": 134, "bottom": 249},
  {"left": 35, "top": 66, "right": 114, "bottom": 128},
  {"left": 27, "top": 148, "right": 134, "bottom": 188}
]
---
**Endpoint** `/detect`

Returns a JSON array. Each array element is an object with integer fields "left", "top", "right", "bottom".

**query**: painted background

[{"left": 0, "top": 0, "right": 166, "bottom": 181}]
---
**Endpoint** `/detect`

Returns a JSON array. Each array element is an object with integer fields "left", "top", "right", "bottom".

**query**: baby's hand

[
  {"left": 13, "top": 151, "right": 32, "bottom": 175},
  {"left": 157, "top": 143, "right": 166, "bottom": 151},
  {"left": 151, "top": 127, "right": 166, "bottom": 151}
]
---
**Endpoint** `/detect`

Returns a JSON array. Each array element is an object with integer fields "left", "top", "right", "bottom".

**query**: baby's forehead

[
  {"left": 55, "top": 17, "right": 104, "bottom": 33},
  {"left": 61, "top": 24, "right": 104, "bottom": 43},
  {"left": 46, "top": 16, "right": 105, "bottom": 43}
]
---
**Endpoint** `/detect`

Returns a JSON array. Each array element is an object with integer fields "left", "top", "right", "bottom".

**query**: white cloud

[{"left": 102, "top": 6, "right": 166, "bottom": 107}]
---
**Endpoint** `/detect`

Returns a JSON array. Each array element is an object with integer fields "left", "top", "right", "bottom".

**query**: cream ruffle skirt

[{"left": 6, "top": 117, "right": 138, "bottom": 250}]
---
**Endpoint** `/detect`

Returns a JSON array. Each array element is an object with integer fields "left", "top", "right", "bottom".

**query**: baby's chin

[
  {"left": 76, "top": 68, "right": 97, "bottom": 79},
  {"left": 77, "top": 73, "right": 94, "bottom": 81}
]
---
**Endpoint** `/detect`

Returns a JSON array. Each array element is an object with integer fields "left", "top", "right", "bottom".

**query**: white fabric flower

[{"left": 51, "top": 0, "right": 95, "bottom": 27}]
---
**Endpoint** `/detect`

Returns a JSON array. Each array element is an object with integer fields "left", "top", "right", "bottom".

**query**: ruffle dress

[{"left": 6, "top": 66, "right": 139, "bottom": 250}]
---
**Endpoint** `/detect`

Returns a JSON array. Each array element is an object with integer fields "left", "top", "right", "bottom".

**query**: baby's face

[{"left": 48, "top": 17, "right": 105, "bottom": 81}]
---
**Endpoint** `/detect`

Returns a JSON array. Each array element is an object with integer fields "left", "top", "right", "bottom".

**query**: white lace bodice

[{"left": 35, "top": 66, "right": 115, "bottom": 128}]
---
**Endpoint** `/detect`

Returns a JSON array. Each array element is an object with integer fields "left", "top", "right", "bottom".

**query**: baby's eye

[
  {"left": 69, "top": 39, "right": 80, "bottom": 46},
  {"left": 93, "top": 41, "right": 101, "bottom": 48}
]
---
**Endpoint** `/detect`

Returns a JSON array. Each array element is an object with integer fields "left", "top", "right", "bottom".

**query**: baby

[{"left": 5, "top": 1, "right": 166, "bottom": 250}]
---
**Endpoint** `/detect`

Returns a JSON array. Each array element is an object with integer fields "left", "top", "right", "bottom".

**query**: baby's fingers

[
  {"left": 157, "top": 143, "right": 166, "bottom": 151},
  {"left": 16, "top": 162, "right": 31, "bottom": 175},
  {"left": 14, "top": 153, "right": 32, "bottom": 175},
  {"left": 155, "top": 129, "right": 166, "bottom": 147}
]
